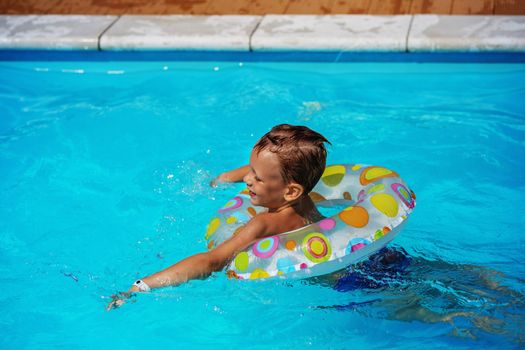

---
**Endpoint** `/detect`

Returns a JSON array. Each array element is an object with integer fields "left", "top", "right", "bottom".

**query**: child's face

[{"left": 243, "top": 149, "right": 288, "bottom": 209}]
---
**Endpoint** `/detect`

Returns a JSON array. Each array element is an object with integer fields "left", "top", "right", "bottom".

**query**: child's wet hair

[{"left": 253, "top": 124, "right": 330, "bottom": 193}]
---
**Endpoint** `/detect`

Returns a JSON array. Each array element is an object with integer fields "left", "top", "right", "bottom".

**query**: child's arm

[
  {"left": 210, "top": 165, "right": 249, "bottom": 187},
  {"left": 107, "top": 214, "right": 268, "bottom": 310}
]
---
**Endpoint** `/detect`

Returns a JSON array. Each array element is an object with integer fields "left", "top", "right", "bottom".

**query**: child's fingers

[
  {"left": 106, "top": 299, "right": 124, "bottom": 311},
  {"left": 106, "top": 294, "right": 126, "bottom": 311}
]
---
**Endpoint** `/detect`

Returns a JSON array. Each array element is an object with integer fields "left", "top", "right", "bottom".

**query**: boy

[{"left": 107, "top": 124, "right": 330, "bottom": 310}]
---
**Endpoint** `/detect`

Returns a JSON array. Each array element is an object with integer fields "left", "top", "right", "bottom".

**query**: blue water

[{"left": 1, "top": 60, "right": 524, "bottom": 349}]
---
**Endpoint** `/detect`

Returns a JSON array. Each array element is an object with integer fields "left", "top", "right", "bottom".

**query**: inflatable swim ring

[{"left": 205, "top": 164, "right": 416, "bottom": 280}]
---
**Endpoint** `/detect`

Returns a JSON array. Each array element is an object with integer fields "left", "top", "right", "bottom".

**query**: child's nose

[{"left": 243, "top": 172, "right": 253, "bottom": 186}]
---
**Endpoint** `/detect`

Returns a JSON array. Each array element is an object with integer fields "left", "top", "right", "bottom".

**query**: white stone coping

[
  {"left": 0, "top": 15, "right": 117, "bottom": 50},
  {"left": 251, "top": 15, "right": 412, "bottom": 52},
  {"left": 99, "top": 15, "right": 261, "bottom": 51},
  {"left": 0, "top": 14, "right": 524, "bottom": 52},
  {"left": 408, "top": 15, "right": 525, "bottom": 52}
]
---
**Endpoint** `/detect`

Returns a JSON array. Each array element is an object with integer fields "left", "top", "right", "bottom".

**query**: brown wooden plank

[
  {"left": 1, "top": 0, "right": 65, "bottom": 14},
  {"left": 46, "top": 0, "right": 167, "bottom": 15},
  {"left": 0, "top": 0, "right": 18, "bottom": 14},
  {"left": 79, "top": 0, "right": 142, "bottom": 15},
  {"left": 451, "top": 0, "right": 494, "bottom": 14},
  {"left": 81, "top": 1, "right": 108, "bottom": 14},
  {"left": 0, "top": 2, "right": 29, "bottom": 14},
  {"left": 25, "top": 0, "right": 212, "bottom": 15},
  {"left": 86, "top": 0, "right": 141, "bottom": 14},
  {"left": 131, "top": 0, "right": 176, "bottom": 15},
  {"left": 368, "top": 0, "right": 412, "bottom": 14},
  {"left": 285, "top": 0, "right": 334, "bottom": 14},
  {"left": 162, "top": 0, "right": 211, "bottom": 14},
  {"left": 246, "top": 0, "right": 290, "bottom": 15},
  {"left": 204, "top": 0, "right": 249, "bottom": 14},
  {"left": 59, "top": 0, "right": 98, "bottom": 15},
  {"left": 495, "top": 0, "right": 525, "bottom": 14},
  {"left": 46, "top": 0, "right": 88, "bottom": 14},
  {"left": 3, "top": 0, "right": 524, "bottom": 15},
  {"left": 331, "top": 0, "right": 371, "bottom": 14},
  {"left": 246, "top": 0, "right": 289, "bottom": 15},
  {"left": 140, "top": 1, "right": 175, "bottom": 15},
  {"left": 410, "top": 0, "right": 452, "bottom": 14}
]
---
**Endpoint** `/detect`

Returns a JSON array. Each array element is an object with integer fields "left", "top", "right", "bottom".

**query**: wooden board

[
  {"left": 246, "top": 0, "right": 290, "bottom": 15},
  {"left": 368, "top": 0, "right": 412, "bottom": 14},
  {"left": 410, "top": 0, "right": 452, "bottom": 14},
  {"left": 285, "top": 0, "right": 335, "bottom": 14},
  {"left": 330, "top": 0, "right": 370, "bottom": 14},
  {"left": 495, "top": 0, "right": 525, "bottom": 14},
  {"left": 451, "top": 0, "right": 494, "bottom": 14},
  {"left": 163, "top": 0, "right": 210, "bottom": 15},
  {"left": 204, "top": 0, "right": 247, "bottom": 14},
  {"left": 2, "top": 0, "right": 525, "bottom": 15}
]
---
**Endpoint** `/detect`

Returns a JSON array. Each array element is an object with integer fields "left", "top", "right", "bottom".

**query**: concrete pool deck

[{"left": 0, "top": 14, "right": 524, "bottom": 52}]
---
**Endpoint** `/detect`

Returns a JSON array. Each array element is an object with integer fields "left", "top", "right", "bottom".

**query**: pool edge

[{"left": 0, "top": 14, "right": 524, "bottom": 56}]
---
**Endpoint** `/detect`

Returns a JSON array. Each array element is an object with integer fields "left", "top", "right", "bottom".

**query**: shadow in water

[{"left": 309, "top": 247, "right": 525, "bottom": 344}]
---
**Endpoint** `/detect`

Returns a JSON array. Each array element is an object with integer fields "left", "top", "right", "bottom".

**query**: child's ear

[{"left": 284, "top": 183, "right": 304, "bottom": 202}]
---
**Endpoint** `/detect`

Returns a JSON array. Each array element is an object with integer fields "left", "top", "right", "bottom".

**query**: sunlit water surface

[{"left": 1, "top": 60, "right": 524, "bottom": 349}]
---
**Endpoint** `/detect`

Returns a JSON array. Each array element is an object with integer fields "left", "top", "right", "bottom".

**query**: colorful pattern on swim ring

[
  {"left": 206, "top": 164, "right": 416, "bottom": 280},
  {"left": 346, "top": 238, "right": 371, "bottom": 254},
  {"left": 302, "top": 233, "right": 332, "bottom": 263},
  {"left": 219, "top": 196, "right": 243, "bottom": 213},
  {"left": 253, "top": 236, "right": 279, "bottom": 259}
]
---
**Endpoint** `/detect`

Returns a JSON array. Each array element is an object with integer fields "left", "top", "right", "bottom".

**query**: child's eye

[{"left": 255, "top": 176, "right": 262, "bottom": 182}]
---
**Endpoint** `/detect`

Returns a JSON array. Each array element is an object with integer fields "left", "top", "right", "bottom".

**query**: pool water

[{"left": 1, "top": 60, "right": 524, "bottom": 349}]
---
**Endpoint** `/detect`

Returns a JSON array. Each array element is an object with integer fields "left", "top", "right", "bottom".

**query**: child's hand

[
  {"left": 210, "top": 173, "right": 228, "bottom": 187},
  {"left": 106, "top": 292, "right": 133, "bottom": 311},
  {"left": 210, "top": 165, "right": 250, "bottom": 187}
]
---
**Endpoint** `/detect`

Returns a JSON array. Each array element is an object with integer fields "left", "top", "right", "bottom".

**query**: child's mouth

[{"left": 249, "top": 190, "right": 256, "bottom": 198}]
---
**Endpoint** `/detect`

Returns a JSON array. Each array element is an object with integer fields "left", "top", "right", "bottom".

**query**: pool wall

[{"left": 0, "top": 14, "right": 524, "bottom": 54}]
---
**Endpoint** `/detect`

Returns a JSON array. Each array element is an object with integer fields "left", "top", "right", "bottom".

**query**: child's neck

[
  {"left": 268, "top": 195, "right": 324, "bottom": 225},
  {"left": 293, "top": 195, "right": 324, "bottom": 224}
]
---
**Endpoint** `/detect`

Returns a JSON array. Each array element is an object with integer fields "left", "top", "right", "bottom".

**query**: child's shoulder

[
  {"left": 253, "top": 210, "right": 286, "bottom": 223},
  {"left": 253, "top": 210, "right": 305, "bottom": 236},
  {"left": 250, "top": 211, "right": 273, "bottom": 227}
]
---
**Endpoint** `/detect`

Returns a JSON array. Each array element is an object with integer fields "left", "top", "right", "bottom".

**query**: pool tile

[
  {"left": 99, "top": 15, "right": 262, "bottom": 51},
  {"left": 250, "top": 15, "right": 412, "bottom": 51},
  {"left": 408, "top": 15, "right": 525, "bottom": 52},
  {"left": 0, "top": 15, "right": 117, "bottom": 50}
]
